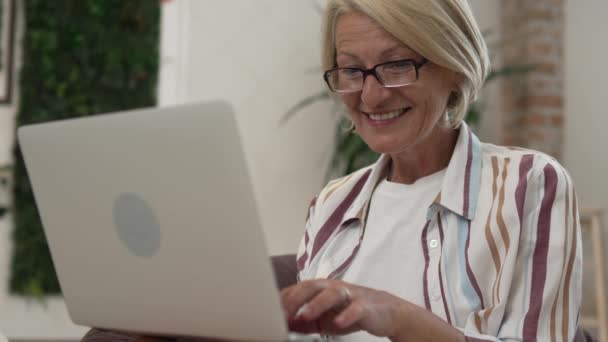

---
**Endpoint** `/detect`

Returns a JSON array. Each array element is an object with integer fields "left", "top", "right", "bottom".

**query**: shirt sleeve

[
  {"left": 296, "top": 195, "right": 318, "bottom": 281},
  {"left": 460, "top": 159, "right": 583, "bottom": 341}
]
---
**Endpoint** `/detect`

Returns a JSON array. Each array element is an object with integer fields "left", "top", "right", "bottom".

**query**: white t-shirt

[{"left": 334, "top": 168, "right": 446, "bottom": 341}]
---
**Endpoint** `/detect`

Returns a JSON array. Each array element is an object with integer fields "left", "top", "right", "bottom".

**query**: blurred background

[{"left": 0, "top": 0, "right": 606, "bottom": 341}]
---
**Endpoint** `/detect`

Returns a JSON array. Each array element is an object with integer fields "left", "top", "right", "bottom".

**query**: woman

[
  {"left": 91, "top": 0, "right": 582, "bottom": 341},
  {"left": 281, "top": 0, "right": 582, "bottom": 341}
]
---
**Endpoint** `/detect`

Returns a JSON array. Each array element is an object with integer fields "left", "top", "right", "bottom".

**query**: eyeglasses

[{"left": 323, "top": 58, "right": 429, "bottom": 93}]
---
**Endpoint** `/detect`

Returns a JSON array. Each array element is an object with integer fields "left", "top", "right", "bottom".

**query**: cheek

[
  {"left": 341, "top": 93, "right": 359, "bottom": 112},
  {"left": 409, "top": 82, "right": 451, "bottom": 114}
]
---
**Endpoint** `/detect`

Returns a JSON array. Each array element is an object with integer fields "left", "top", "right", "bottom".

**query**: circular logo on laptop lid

[{"left": 112, "top": 192, "right": 161, "bottom": 257}]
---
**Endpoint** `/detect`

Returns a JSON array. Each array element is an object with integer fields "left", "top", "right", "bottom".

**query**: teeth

[{"left": 367, "top": 108, "right": 406, "bottom": 121}]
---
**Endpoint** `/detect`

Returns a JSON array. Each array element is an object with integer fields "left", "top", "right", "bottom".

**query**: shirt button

[
  {"left": 429, "top": 239, "right": 439, "bottom": 249},
  {"left": 432, "top": 294, "right": 442, "bottom": 302}
]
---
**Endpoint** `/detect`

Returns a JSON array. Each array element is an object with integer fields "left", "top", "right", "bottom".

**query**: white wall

[
  {"left": 468, "top": 0, "right": 502, "bottom": 145},
  {"left": 564, "top": 0, "right": 608, "bottom": 321},
  {"left": 564, "top": 1, "right": 608, "bottom": 214},
  {"left": 172, "top": 0, "right": 335, "bottom": 255}
]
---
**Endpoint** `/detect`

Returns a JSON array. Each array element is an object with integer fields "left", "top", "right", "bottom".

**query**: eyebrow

[
  {"left": 379, "top": 45, "right": 414, "bottom": 58},
  {"left": 336, "top": 44, "right": 415, "bottom": 62},
  {"left": 335, "top": 51, "right": 360, "bottom": 61}
]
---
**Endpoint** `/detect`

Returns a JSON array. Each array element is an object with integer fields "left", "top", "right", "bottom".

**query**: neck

[{"left": 387, "top": 125, "right": 458, "bottom": 184}]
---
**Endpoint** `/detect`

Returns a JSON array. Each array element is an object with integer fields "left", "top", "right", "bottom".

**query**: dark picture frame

[{"left": 0, "top": 0, "right": 16, "bottom": 104}]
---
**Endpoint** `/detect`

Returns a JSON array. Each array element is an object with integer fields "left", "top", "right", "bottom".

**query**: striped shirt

[{"left": 296, "top": 122, "right": 582, "bottom": 341}]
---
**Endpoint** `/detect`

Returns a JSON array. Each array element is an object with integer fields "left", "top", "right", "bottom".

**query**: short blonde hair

[{"left": 322, "top": 0, "right": 490, "bottom": 126}]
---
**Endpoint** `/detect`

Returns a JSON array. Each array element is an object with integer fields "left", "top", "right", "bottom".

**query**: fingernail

[{"left": 295, "top": 304, "right": 309, "bottom": 318}]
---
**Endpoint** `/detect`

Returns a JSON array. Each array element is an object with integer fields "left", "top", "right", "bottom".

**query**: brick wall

[{"left": 501, "top": 0, "right": 564, "bottom": 159}]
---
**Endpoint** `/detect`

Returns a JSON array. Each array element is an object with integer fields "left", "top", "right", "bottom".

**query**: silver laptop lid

[{"left": 17, "top": 101, "right": 289, "bottom": 341}]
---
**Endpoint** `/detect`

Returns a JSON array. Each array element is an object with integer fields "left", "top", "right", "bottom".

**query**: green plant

[
  {"left": 0, "top": 164, "right": 10, "bottom": 219},
  {"left": 10, "top": 0, "right": 160, "bottom": 296},
  {"left": 283, "top": 63, "right": 533, "bottom": 177}
]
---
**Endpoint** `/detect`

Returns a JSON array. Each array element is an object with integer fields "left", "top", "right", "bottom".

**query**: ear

[
  {"left": 447, "top": 91, "right": 460, "bottom": 107},
  {"left": 446, "top": 71, "right": 464, "bottom": 107}
]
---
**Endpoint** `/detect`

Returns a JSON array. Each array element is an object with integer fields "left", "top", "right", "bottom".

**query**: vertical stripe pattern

[
  {"left": 523, "top": 164, "right": 558, "bottom": 341},
  {"left": 561, "top": 191, "right": 579, "bottom": 340},
  {"left": 437, "top": 212, "right": 453, "bottom": 325},
  {"left": 422, "top": 220, "right": 432, "bottom": 311},
  {"left": 296, "top": 122, "right": 582, "bottom": 341},
  {"left": 310, "top": 170, "right": 371, "bottom": 260}
]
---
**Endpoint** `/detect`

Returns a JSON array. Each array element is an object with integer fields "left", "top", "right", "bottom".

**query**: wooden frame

[
  {"left": 0, "top": 0, "right": 16, "bottom": 104},
  {"left": 580, "top": 207, "right": 607, "bottom": 342}
]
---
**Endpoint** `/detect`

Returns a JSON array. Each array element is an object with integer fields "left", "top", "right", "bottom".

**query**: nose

[{"left": 360, "top": 73, "right": 392, "bottom": 109}]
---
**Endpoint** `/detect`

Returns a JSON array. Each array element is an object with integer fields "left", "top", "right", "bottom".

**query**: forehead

[{"left": 335, "top": 12, "right": 411, "bottom": 57}]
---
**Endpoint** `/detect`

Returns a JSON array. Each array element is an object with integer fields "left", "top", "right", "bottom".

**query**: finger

[
  {"left": 280, "top": 284, "right": 306, "bottom": 317},
  {"left": 298, "top": 285, "right": 352, "bottom": 321},
  {"left": 280, "top": 286, "right": 295, "bottom": 314},
  {"left": 334, "top": 301, "right": 366, "bottom": 329},
  {"left": 287, "top": 316, "right": 319, "bottom": 334},
  {"left": 281, "top": 280, "right": 330, "bottom": 317}
]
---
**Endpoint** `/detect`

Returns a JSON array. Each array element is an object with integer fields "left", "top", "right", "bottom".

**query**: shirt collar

[
  {"left": 433, "top": 122, "right": 483, "bottom": 220},
  {"left": 340, "top": 122, "right": 483, "bottom": 227}
]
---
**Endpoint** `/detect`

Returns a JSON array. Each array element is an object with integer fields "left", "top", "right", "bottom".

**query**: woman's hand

[{"left": 281, "top": 279, "right": 409, "bottom": 340}]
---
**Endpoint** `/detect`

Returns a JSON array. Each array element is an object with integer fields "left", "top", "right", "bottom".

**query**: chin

[{"left": 361, "top": 137, "right": 410, "bottom": 155}]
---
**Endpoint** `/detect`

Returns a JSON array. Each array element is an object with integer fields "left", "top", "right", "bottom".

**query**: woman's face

[{"left": 335, "top": 12, "right": 460, "bottom": 155}]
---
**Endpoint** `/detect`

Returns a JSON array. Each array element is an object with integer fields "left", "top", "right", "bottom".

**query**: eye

[
  {"left": 383, "top": 60, "right": 414, "bottom": 73},
  {"left": 338, "top": 68, "right": 361, "bottom": 79}
]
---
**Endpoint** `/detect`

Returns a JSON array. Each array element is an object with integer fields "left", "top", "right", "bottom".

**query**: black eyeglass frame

[{"left": 323, "top": 58, "right": 430, "bottom": 93}]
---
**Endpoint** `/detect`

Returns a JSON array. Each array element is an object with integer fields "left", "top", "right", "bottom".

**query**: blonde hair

[{"left": 322, "top": 0, "right": 490, "bottom": 126}]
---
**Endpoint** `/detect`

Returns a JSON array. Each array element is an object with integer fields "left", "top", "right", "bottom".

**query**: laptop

[{"left": 17, "top": 101, "right": 321, "bottom": 341}]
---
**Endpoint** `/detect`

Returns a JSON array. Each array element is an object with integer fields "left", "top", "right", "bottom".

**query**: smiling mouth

[{"left": 362, "top": 107, "right": 412, "bottom": 121}]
